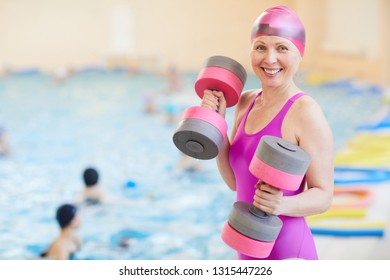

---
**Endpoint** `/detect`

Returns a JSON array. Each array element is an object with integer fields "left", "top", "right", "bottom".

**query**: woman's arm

[
  {"left": 201, "top": 89, "right": 235, "bottom": 190},
  {"left": 201, "top": 89, "right": 256, "bottom": 191},
  {"left": 216, "top": 136, "right": 236, "bottom": 191},
  {"left": 253, "top": 96, "right": 334, "bottom": 217}
]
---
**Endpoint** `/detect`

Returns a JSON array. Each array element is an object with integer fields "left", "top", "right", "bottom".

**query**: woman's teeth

[{"left": 263, "top": 68, "right": 281, "bottom": 75}]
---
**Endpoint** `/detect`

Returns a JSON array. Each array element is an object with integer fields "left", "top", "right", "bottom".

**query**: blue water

[{"left": 0, "top": 70, "right": 384, "bottom": 259}]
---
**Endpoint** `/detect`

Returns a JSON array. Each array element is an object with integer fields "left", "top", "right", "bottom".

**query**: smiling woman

[{"left": 200, "top": 5, "right": 334, "bottom": 260}]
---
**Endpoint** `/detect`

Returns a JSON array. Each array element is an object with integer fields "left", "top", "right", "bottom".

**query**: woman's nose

[{"left": 264, "top": 49, "right": 277, "bottom": 64}]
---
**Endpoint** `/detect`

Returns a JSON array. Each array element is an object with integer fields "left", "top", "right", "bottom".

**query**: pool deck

[{"left": 313, "top": 182, "right": 390, "bottom": 260}]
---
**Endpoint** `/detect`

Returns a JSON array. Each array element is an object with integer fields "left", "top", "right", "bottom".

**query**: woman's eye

[
  {"left": 278, "top": 46, "right": 288, "bottom": 52},
  {"left": 256, "top": 45, "right": 266, "bottom": 51}
]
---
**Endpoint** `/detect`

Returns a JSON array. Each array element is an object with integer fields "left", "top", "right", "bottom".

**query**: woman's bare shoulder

[
  {"left": 290, "top": 94, "right": 333, "bottom": 143},
  {"left": 292, "top": 94, "right": 324, "bottom": 119},
  {"left": 236, "top": 89, "right": 259, "bottom": 110}
]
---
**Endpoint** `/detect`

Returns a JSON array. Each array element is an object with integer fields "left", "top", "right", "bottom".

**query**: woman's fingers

[
  {"left": 200, "top": 90, "right": 226, "bottom": 116},
  {"left": 253, "top": 182, "right": 283, "bottom": 214}
]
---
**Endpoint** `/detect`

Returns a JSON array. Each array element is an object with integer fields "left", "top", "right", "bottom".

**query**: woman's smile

[{"left": 262, "top": 67, "right": 283, "bottom": 76}]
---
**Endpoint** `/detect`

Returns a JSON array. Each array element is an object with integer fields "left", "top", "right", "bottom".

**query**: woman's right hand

[{"left": 200, "top": 89, "right": 227, "bottom": 118}]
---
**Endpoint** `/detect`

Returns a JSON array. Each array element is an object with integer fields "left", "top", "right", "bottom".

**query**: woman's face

[{"left": 250, "top": 36, "right": 302, "bottom": 89}]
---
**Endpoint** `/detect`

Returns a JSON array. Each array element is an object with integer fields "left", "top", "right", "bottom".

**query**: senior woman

[{"left": 201, "top": 6, "right": 334, "bottom": 260}]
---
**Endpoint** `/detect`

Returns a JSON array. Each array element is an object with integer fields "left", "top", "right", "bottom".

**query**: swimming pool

[{"left": 0, "top": 69, "right": 383, "bottom": 259}]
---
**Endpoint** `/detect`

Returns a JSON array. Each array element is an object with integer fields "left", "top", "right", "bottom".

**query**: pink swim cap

[{"left": 251, "top": 6, "right": 305, "bottom": 56}]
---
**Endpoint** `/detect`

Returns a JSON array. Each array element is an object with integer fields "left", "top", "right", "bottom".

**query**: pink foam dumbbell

[
  {"left": 221, "top": 136, "right": 311, "bottom": 258},
  {"left": 172, "top": 56, "right": 247, "bottom": 160}
]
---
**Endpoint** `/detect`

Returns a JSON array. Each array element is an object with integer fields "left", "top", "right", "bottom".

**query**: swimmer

[
  {"left": 76, "top": 166, "right": 134, "bottom": 206},
  {"left": 177, "top": 154, "right": 202, "bottom": 172},
  {"left": 163, "top": 102, "right": 179, "bottom": 124},
  {"left": 166, "top": 64, "right": 182, "bottom": 93},
  {"left": 144, "top": 93, "right": 157, "bottom": 114},
  {"left": 119, "top": 237, "right": 133, "bottom": 248},
  {"left": 0, "top": 126, "right": 10, "bottom": 157},
  {"left": 78, "top": 167, "right": 108, "bottom": 205},
  {"left": 41, "top": 204, "right": 82, "bottom": 260}
]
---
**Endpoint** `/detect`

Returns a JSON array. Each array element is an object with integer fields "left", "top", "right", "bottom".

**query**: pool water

[{"left": 0, "top": 70, "right": 383, "bottom": 259}]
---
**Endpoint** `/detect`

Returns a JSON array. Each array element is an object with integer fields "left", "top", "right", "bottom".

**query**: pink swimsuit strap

[{"left": 240, "top": 91, "right": 306, "bottom": 138}]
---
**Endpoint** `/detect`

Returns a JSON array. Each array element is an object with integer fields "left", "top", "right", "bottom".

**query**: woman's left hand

[{"left": 253, "top": 182, "right": 283, "bottom": 215}]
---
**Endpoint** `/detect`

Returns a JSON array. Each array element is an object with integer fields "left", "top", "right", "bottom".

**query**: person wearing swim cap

[
  {"left": 201, "top": 5, "right": 334, "bottom": 259},
  {"left": 41, "top": 204, "right": 82, "bottom": 260},
  {"left": 79, "top": 167, "right": 108, "bottom": 205},
  {"left": 76, "top": 166, "right": 132, "bottom": 206}
]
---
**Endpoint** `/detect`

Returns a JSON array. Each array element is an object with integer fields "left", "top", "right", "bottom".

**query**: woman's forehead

[{"left": 253, "top": 35, "right": 294, "bottom": 45}]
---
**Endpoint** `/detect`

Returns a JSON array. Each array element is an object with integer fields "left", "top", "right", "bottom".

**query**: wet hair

[
  {"left": 83, "top": 167, "right": 99, "bottom": 187},
  {"left": 56, "top": 204, "right": 77, "bottom": 229},
  {"left": 251, "top": 5, "right": 306, "bottom": 56}
]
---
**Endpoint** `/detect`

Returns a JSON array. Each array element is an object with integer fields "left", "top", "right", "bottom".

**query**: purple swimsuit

[{"left": 229, "top": 91, "right": 318, "bottom": 260}]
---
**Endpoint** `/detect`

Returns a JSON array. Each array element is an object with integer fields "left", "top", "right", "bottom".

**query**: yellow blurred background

[{"left": 0, "top": 0, "right": 389, "bottom": 85}]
